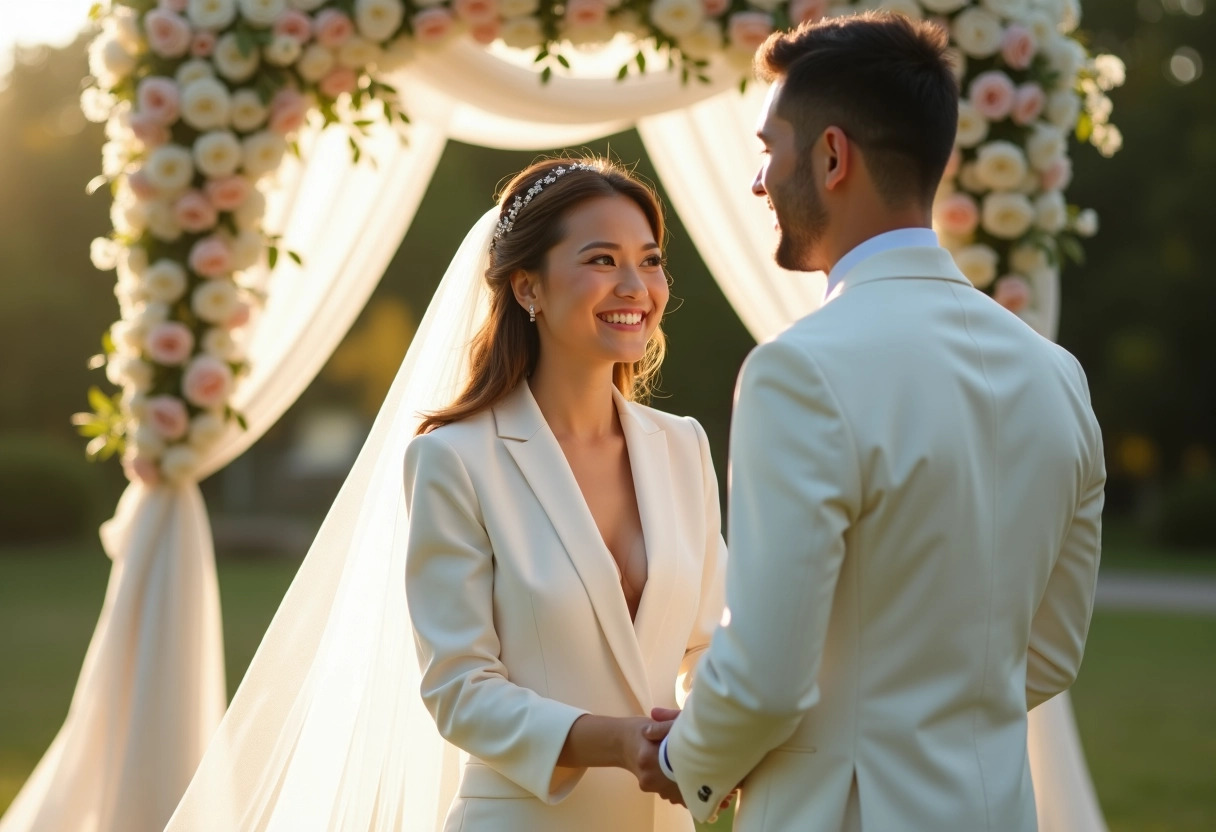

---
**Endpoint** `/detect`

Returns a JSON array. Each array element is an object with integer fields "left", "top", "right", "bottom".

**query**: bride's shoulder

[
  {"left": 407, "top": 408, "right": 497, "bottom": 456},
  {"left": 626, "top": 401, "right": 707, "bottom": 449}
]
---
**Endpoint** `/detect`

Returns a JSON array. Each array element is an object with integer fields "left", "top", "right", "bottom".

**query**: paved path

[{"left": 1095, "top": 570, "right": 1216, "bottom": 615}]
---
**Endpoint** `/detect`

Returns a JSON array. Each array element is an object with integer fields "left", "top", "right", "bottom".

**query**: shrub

[
  {"left": 1155, "top": 473, "right": 1216, "bottom": 550},
  {"left": 0, "top": 433, "right": 110, "bottom": 544}
]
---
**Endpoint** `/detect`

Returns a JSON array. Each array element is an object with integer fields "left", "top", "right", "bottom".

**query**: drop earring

[{"left": 529, "top": 304, "right": 536, "bottom": 323}]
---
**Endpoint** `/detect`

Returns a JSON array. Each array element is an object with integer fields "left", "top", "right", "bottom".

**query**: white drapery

[{"left": 2, "top": 35, "right": 1099, "bottom": 832}]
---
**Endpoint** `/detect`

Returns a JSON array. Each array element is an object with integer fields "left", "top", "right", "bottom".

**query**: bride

[{"left": 165, "top": 157, "right": 726, "bottom": 832}]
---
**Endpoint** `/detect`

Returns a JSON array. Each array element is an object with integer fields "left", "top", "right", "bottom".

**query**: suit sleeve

[
  {"left": 404, "top": 433, "right": 589, "bottom": 803},
  {"left": 676, "top": 418, "right": 729, "bottom": 707},
  {"left": 1026, "top": 362, "right": 1106, "bottom": 709},
  {"left": 666, "top": 338, "right": 862, "bottom": 821}
]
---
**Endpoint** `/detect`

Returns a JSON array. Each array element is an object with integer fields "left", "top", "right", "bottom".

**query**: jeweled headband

[{"left": 493, "top": 163, "right": 597, "bottom": 244}]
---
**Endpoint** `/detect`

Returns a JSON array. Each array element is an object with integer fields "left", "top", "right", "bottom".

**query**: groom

[{"left": 646, "top": 13, "right": 1106, "bottom": 831}]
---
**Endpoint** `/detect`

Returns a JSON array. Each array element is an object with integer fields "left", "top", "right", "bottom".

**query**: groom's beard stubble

[{"left": 773, "top": 159, "right": 829, "bottom": 273}]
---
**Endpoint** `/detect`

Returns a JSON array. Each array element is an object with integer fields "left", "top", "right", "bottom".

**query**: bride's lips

[{"left": 596, "top": 309, "right": 648, "bottom": 330}]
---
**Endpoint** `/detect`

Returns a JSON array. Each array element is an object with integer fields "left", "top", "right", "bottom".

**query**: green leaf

[
  {"left": 235, "top": 28, "right": 256, "bottom": 59},
  {"left": 88, "top": 386, "right": 112, "bottom": 415},
  {"left": 556, "top": 54, "right": 570, "bottom": 70},
  {"left": 101, "top": 330, "right": 115, "bottom": 355},
  {"left": 268, "top": 245, "right": 279, "bottom": 270},
  {"left": 739, "top": 77, "right": 749, "bottom": 95},
  {"left": 76, "top": 421, "right": 108, "bottom": 438},
  {"left": 535, "top": 48, "right": 549, "bottom": 63},
  {"left": 635, "top": 51, "right": 647, "bottom": 73},
  {"left": 541, "top": 66, "right": 552, "bottom": 84},
  {"left": 1058, "top": 234, "right": 1086, "bottom": 265},
  {"left": 378, "top": 81, "right": 398, "bottom": 94},
  {"left": 88, "top": 3, "right": 103, "bottom": 20},
  {"left": 617, "top": 64, "right": 630, "bottom": 81},
  {"left": 235, "top": 411, "right": 249, "bottom": 431},
  {"left": 287, "top": 250, "right": 303, "bottom": 266}
]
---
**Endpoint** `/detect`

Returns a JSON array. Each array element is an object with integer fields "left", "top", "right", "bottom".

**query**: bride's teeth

[{"left": 600, "top": 312, "right": 643, "bottom": 325}]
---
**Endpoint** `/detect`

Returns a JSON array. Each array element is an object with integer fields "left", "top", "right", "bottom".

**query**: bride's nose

[{"left": 615, "top": 266, "right": 647, "bottom": 299}]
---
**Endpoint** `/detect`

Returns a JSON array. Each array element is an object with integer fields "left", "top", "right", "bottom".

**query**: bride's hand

[{"left": 619, "top": 717, "right": 685, "bottom": 806}]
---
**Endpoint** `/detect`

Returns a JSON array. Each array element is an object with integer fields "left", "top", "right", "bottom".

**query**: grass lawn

[{"left": 1, "top": 535, "right": 1214, "bottom": 829}]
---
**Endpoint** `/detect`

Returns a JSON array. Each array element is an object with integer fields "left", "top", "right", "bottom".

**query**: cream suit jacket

[
  {"left": 666, "top": 246, "right": 1106, "bottom": 831},
  {"left": 403, "top": 382, "right": 727, "bottom": 832}
]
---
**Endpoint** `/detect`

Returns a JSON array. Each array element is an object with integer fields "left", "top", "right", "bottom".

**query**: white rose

[
  {"left": 131, "top": 420, "right": 167, "bottom": 456},
  {"left": 296, "top": 44, "right": 336, "bottom": 82},
  {"left": 264, "top": 35, "right": 303, "bottom": 66},
  {"left": 161, "top": 444, "right": 201, "bottom": 483},
  {"left": 182, "top": 77, "right": 232, "bottom": 131},
  {"left": 355, "top": 0, "right": 406, "bottom": 42},
  {"left": 110, "top": 320, "right": 146, "bottom": 355},
  {"left": 500, "top": 0, "right": 540, "bottom": 15},
  {"left": 202, "top": 328, "right": 238, "bottom": 360},
  {"left": 123, "top": 245, "right": 149, "bottom": 277},
  {"left": 214, "top": 32, "right": 261, "bottom": 83},
  {"left": 230, "top": 230, "right": 264, "bottom": 271},
  {"left": 952, "top": 8, "right": 1003, "bottom": 59},
  {"left": 105, "top": 7, "right": 146, "bottom": 56},
  {"left": 189, "top": 411, "right": 228, "bottom": 450},
  {"left": 1026, "top": 124, "right": 1067, "bottom": 172},
  {"left": 1094, "top": 54, "right": 1126, "bottom": 91},
  {"left": 242, "top": 131, "right": 288, "bottom": 179},
  {"left": 192, "top": 280, "right": 241, "bottom": 324},
  {"left": 1045, "top": 89, "right": 1080, "bottom": 129},
  {"left": 124, "top": 359, "right": 156, "bottom": 393},
  {"left": 1024, "top": 11, "right": 1054, "bottom": 44},
  {"left": 290, "top": 0, "right": 327, "bottom": 9},
  {"left": 1029, "top": 0, "right": 1063, "bottom": 17},
  {"left": 88, "top": 35, "right": 137, "bottom": 86},
  {"left": 115, "top": 274, "right": 147, "bottom": 315},
  {"left": 982, "top": 191, "right": 1036, "bottom": 239},
  {"left": 233, "top": 187, "right": 267, "bottom": 229},
  {"left": 1033, "top": 191, "right": 1068, "bottom": 233},
  {"left": 112, "top": 197, "right": 150, "bottom": 236},
  {"left": 133, "top": 301, "right": 171, "bottom": 331},
  {"left": 146, "top": 200, "right": 184, "bottom": 242},
  {"left": 1086, "top": 88, "right": 1113, "bottom": 125},
  {"left": 958, "top": 162, "right": 987, "bottom": 194},
  {"left": 1092, "top": 122, "right": 1123, "bottom": 158},
  {"left": 176, "top": 59, "right": 215, "bottom": 87},
  {"left": 122, "top": 389, "right": 150, "bottom": 420},
  {"left": 975, "top": 141, "right": 1029, "bottom": 191},
  {"left": 1059, "top": 0, "right": 1081, "bottom": 33},
  {"left": 981, "top": 0, "right": 1028, "bottom": 18},
  {"left": 238, "top": 0, "right": 287, "bottom": 26},
  {"left": 188, "top": 0, "right": 238, "bottom": 30},
  {"left": 954, "top": 244, "right": 1000, "bottom": 289},
  {"left": 956, "top": 101, "right": 989, "bottom": 149},
  {"left": 144, "top": 144, "right": 195, "bottom": 192},
  {"left": 142, "top": 259, "right": 189, "bottom": 303},
  {"left": 376, "top": 36, "right": 415, "bottom": 72},
  {"left": 1044, "top": 35, "right": 1085, "bottom": 89},
  {"left": 650, "top": 0, "right": 705, "bottom": 38},
  {"left": 101, "top": 140, "right": 131, "bottom": 179},
  {"left": 1010, "top": 243, "right": 1049, "bottom": 274},
  {"left": 229, "top": 89, "right": 269, "bottom": 131},
  {"left": 500, "top": 16, "right": 545, "bottom": 49},
  {"left": 193, "top": 130, "right": 243, "bottom": 178},
  {"left": 338, "top": 36, "right": 382, "bottom": 69},
  {"left": 878, "top": 0, "right": 924, "bottom": 17},
  {"left": 90, "top": 237, "right": 120, "bottom": 271},
  {"left": 80, "top": 86, "right": 115, "bottom": 123},
  {"left": 1073, "top": 208, "right": 1099, "bottom": 237},
  {"left": 679, "top": 22, "right": 725, "bottom": 61},
  {"left": 920, "top": 0, "right": 967, "bottom": 13}
]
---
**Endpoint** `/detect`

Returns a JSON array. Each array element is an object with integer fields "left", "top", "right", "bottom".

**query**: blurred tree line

[{"left": 0, "top": 0, "right": 1213, "bottom": 549}]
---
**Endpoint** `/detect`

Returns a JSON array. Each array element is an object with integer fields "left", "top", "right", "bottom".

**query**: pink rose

[
  {"left": 702, "top": 0, "right": 729, "bottom": 16},
  {"left": 727, "top": 12, "right": 774, "bottom": 53},
  {"left": 146, "top": 321, "right": 195, "bottom": 366},
  {"left": 225, "top": 301, "right": 251, "bottom": 329},
  {"left": 994, "top": 275, "right": 1031, "bottom": 313},
  {"left": 944, "top": 147, "right": 962, "bottom": 180},
  {"left": 936, "top": 192, "right": 980, "bottom": 237},
  {"left": 123, "top": 453, "right": 162, "bottom": 486},
  {"left": 314, "top": 9, "right": 354, "bottom": 48},
  {"left": 969, "top": 71, "right": 1016, "bottom": 122},
  {"left": 788, "top": 0, "right": 829, "bottom": 26},
  {"left": 412, "top": 8, "right": 455, "bottom": 45},
  {"left": 137, "top": 76, "right": 181, "bottom": 125},
  {"left": 470, "top": 21, "right": 500, "bottom": 44},
  {"left": 191, "top": 30, "right": 216, "bottom": 57},
  {"left": 1011, "top": 83, "right": 1045, "bottom": 126},
  {"left": 130, "top": 113, "right": 171, "bottom": 147},
  {"left": 454, "top": 0, "right": 500, "bottom": 25},
  {"left": 188, "top": 235, "right": 233, "bottom": 277},
  {"left": 144, "top": 9, "right": 192, "bottom": 59},
  {"left": 128, "top": 168, "right": 160, "bottom": 200},
  {"left": 205, "top": 175, "right": 251, "bottom": 211},
  {"left": 146, "top": 395, "right": 190, "bottom": 440},
  {"left": 319, "top": 67, "right": 359, "bottom": 98},
  {"left": 564, "top": 0, "right": 605, "bottom": 27},
  {"left": 182, "top": 355, "right": 235, "bottom": 409},
  {"left": 158, "top": 0, "right": 189, "bottom": 11},
  {"left": 1000, "top": 24, "right": 1037, "bottom": 71},
  {"left": 1039, "top": 156, "right": 1073, "bottom": 191},
  {"left": 174, "top": 190, "right": 219, "bottom": 232},
  {"left": 275, "top": 9, "right": 313, "bottom": 43},
  {"left": 268, "top": 88, "right": 308, "bottom": 135}
]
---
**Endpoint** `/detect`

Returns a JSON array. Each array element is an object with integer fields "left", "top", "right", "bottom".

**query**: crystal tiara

[{"left": 493, "top": 163, "right": 597, "bottom": 243}]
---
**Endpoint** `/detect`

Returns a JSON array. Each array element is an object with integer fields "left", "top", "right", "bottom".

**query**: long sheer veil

[{"left": 165, "top": 208, "right": 500, "bottom": 831}]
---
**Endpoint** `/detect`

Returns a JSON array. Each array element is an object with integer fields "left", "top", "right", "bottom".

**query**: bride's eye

[
  {"left": 588, "top": 254, "right": 615, "bottom": 266},
  {"left": 642, "top": 254, "right": 665, "bottom": 268}
]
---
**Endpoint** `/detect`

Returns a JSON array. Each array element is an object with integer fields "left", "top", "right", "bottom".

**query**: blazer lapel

[
  {"left": 495, "top": 384, "right": 653, "bottom": 711},
  {"left": 616, "top": 393, "right": 682, "bottom": 701},
  {"left": 825, "top": 245, "right": 972, "bottom": 304}
]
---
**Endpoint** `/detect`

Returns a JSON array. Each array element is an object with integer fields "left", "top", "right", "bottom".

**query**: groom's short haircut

[{"left": 755, "top": 12, "right": 959, "bottom": 208}]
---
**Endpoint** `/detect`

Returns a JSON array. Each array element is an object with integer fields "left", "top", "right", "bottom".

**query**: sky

[{"left": 0, "top": 0, "right": 97, "bottom": 77}]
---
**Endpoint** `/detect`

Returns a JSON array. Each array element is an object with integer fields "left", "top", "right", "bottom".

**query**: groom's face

[{"left": 754, "top": 82, "right": 830, "bottom": 272}]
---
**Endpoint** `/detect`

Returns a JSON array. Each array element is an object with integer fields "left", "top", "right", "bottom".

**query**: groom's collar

[
  {"left": 823, "top": 240, "right": 970, "bottom": 305},
  {"left": 825, "top": 227, "right": 941, "bottom": 298}
]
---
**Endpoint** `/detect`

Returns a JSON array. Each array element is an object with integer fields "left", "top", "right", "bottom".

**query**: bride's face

[{"left": 530, "top": 195, "right": 667, "bottom": 370}]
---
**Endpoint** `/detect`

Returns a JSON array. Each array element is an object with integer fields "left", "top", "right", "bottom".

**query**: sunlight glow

[{"left": 0, "top": 0, "right": 97, "bottom": 77}]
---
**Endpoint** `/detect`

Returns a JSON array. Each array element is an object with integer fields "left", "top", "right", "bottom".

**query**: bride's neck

[{"left": 528, "top": 357, "right": 619, "bottom": 442}]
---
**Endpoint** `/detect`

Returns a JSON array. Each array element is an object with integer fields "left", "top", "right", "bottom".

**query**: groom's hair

[{"left": 756, "top": 12, "right": 959, "bottom": 208}]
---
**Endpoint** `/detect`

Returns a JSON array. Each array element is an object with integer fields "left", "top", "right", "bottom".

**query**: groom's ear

[{"left": 822, "top": 126, "right": 850, "bottom": 192}]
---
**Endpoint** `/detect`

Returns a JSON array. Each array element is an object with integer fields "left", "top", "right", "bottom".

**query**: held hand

[
  {"left": 620, "top": 719, "right": 685, "bottom": 806},
  {"left": 643, "top": 706, "right": 679, "bottom": 742}
]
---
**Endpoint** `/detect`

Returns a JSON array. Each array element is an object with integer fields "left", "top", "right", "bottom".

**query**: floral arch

[{"left": 0, "top": 1, "right": 1120, "bottom": 831}]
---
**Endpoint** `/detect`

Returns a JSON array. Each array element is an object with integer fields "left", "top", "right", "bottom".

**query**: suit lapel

[
  {"left": 825, "top": 245, "right": 971, "bottom": 305},
  {"left": 495, "top": 384, "right": 653, "bottom": 711}
]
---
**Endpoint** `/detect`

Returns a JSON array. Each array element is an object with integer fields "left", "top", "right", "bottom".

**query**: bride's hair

[{"left": 417, "top": 157, "right": 667, "bottom": 435}]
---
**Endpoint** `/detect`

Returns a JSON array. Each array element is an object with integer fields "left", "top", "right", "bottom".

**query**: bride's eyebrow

[{"left": 577, "top": 241, "right": 660, "bottom": 253}]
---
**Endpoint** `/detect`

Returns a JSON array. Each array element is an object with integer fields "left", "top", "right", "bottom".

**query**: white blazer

[
  {"left": 403, "top": 382, "right": 727, "bottom": 832},
  {"left": 665, "top": 246, "right": 1106, "bottom": 831}
]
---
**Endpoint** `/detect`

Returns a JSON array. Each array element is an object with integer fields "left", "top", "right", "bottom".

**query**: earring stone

[{"left": 529, "top": 304, "right": 536, "bottom": 323}]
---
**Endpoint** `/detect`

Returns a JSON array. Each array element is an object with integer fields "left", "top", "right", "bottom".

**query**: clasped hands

[{"left": 623, "top": 707, "right": 735, "bottom": 812}]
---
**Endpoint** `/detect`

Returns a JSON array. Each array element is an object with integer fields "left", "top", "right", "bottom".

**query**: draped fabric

[{"left": 2, "top": 35, "right": 1100, "bottom": 832}]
